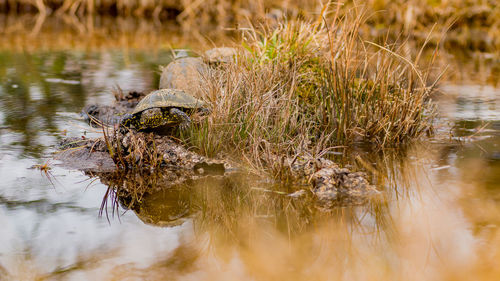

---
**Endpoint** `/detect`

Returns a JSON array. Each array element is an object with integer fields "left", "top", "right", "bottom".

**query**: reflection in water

[
  {"left": 97, "top": 170, "right": 194, "bottom": 227},
  {"left": 91, "top": 168, "right": 390, "bottom": 278},
  {"left": 78, "top": 134, "right": 500, "bottom": 280},
  {"left": 440, "top": 84, "right": 500, "bottom": 121},
  {"left": 0, "top": 51, "right": 84, "bottom": 157},
  {"left": 77, "top": 142, "right": 500, "bottom": 281},
  {"left": 0, "top": 49, "right": 173, "bottom": 157},
  {"left": 442, "top": 52, "right": 500, "bottom": 87}
]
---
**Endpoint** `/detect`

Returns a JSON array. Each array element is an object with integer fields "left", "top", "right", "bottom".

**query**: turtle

[{"left": 120, "top": 89, "right": 207, "bottom": 131}]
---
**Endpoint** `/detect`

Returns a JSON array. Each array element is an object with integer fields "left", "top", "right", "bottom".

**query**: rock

[
  {"left": 203, "top": 47, "right": 237, "bottom": 64},
  {"left": 81, "top": 104, "right": 129, "bottom": 126},
  {"left": 288, "top": 155, "right": 379, "bottom": 204},
  {"left": 55, "top": 137, "right": 116, "bottom": 172},
  {"left": 82, "top": 91, "right": 143, "bottom": 126},
  {"left": 55, "top": 131, "right": 230, "bottom": 176},
  {"left": 310, "top": 165, "right": 378, "bottom": 205},
  {"left": 159, "top": 57, "right": 209, "bottom": 99}
]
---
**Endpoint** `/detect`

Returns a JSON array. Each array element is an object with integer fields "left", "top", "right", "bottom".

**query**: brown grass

[{"left": 181, "top": 7, "right": 438, "bottom": 178}]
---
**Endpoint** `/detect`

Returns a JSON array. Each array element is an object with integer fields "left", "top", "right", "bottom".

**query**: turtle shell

[{"left": 132, "top": 89, "right": 205, "bottom": 115}]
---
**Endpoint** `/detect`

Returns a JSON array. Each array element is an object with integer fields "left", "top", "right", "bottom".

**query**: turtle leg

[
  {"left": 140, "top": 108, "right": 164, "bottom": 129},
  {"left": 170, "top": 108, "right": 191, "bottom": 129},
  {"left": 119, "top": 113, "right": 136, "bottom": 134}
]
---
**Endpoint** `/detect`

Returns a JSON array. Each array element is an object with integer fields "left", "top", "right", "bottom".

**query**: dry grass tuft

[
  {"left": 182, "top": 8, "right": 438, "bottom": 178},
  {"left": 101, "top": 127, "right": 165, "bottom": 171}
]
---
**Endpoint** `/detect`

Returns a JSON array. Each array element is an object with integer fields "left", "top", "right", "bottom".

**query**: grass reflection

[
  {"left": 95, "top": 167, "right": 392, "bottom": 238},
  {"left": 4, "top": 136, "right": 500, "bottom": 280}
]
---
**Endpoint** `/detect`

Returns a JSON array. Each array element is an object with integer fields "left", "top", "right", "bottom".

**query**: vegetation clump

[{"left": 181, "top": 9, "right": 438, "bottom": 179}]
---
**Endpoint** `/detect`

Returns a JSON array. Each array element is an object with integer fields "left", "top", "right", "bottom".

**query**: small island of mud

[
  {"left": 54, "top": 9, "right": 439, "bottom": 211},
  {"left": 56, "top": 46, "right": 382, "bottom": 207}
]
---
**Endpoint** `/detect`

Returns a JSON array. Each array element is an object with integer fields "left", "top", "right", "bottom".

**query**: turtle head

[{"left": 120, "top": 113, "right": 135, "bottom": 128}]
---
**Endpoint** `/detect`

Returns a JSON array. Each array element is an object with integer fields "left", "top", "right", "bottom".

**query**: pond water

[{"left": 0, "top": 21, "right": 500, "bottom": 280}]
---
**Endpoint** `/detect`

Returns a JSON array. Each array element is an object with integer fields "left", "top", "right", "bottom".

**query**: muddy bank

[
  {"left": 56, "top": 130, "right": 378, "bottom": 206},
  {"left": 56, "top": 133, "right": 226, "bottom": 175},
  {"left": 56, "top": 137, "right": 117, "bottom": 172}
]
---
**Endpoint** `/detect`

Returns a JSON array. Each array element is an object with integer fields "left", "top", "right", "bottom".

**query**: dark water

[{"left": 0, "top": 46, "right": 500, "bottom": 280}]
